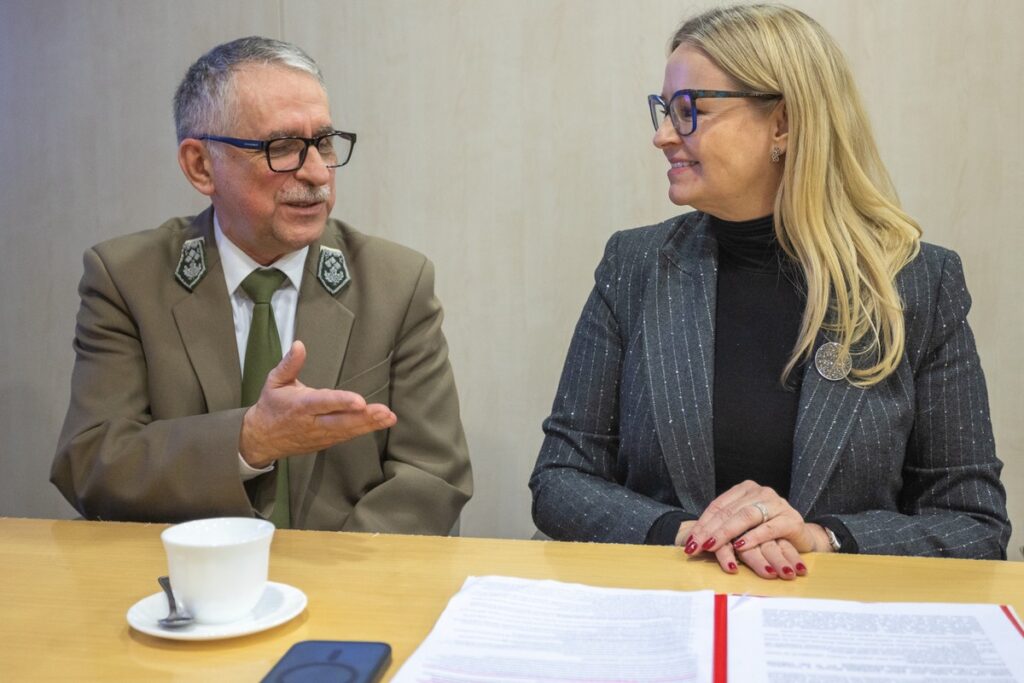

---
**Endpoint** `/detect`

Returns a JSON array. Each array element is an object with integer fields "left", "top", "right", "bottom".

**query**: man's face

[{"left": 207, "top": 64, "right": 336, "bottom": 265}]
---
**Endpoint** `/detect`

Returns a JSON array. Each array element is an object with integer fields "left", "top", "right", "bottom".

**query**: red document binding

[
  {"left": 713, "top": 593, "right": 729, "bottom": 683},
  {"left": 1002, "top": 605, "right": 1024, "bottom": 638}
]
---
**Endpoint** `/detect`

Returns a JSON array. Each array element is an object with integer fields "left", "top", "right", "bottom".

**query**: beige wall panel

[{"left": 1, "top": 1, "right": 1020, "bottom": 558}]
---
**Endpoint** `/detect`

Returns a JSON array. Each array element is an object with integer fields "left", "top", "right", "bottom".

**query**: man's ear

[
  {"left": 178, "top": 139, "right": 215, "bottom": 196},
  {"left": 771, "top": 99, "right": 789, "bottom": 151}
]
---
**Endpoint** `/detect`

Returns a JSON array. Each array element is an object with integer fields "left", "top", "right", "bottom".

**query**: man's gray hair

[{"left": 173, "top": 36, "right": 326, "bottom": 143}]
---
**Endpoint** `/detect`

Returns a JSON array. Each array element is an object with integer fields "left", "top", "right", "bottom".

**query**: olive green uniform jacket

[{"left": 52, "top": 207, "right": 472, "bottom": 533}]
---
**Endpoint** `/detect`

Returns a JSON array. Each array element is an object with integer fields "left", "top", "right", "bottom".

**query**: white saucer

[{"left": 127, "top": 581, "right": 307, "bottom": 641}]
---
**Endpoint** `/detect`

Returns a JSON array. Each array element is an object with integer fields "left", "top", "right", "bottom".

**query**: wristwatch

[{"left": 823, "top": 526, "right": 842, "bottom": 552}]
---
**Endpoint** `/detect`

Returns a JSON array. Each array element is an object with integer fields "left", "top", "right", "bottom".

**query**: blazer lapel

[
  {"left": 171, "top": 209, "right": 241, "bottom": 412},
  {"left": 287, "top": 230, "right": 355, "bottom": 519},
  {"left": 293, "top": 243, "right": 355, "bottom": 389},
  {"left": 789, "top": 342, "right": 867, "bottom": 514},
  {"left": 644, "top": 215, "right": 718, "bottom": 510}
]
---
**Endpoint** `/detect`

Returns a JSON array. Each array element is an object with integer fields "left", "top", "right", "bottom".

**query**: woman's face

[{"left": 654, "top": 45, "right": 786, "bottom": 221}]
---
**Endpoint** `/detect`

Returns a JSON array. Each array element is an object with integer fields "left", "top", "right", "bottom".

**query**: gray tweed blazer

[{"left": 530, "top": 211, "right": 1010, "bottom": 558}]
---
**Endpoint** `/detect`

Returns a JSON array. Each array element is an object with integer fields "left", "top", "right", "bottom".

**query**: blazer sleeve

[
  {"left": 820, "top": 250, "right": 1010, "bottom": 558},
  {"left": 530, "top": 233, "right": 688, "bottom": 544},
  {"left": 50, "top": 247, "right": 253, "bottom": 522},
  {"left": 340, "top": 257, "right": 473, "bottom": 534}
]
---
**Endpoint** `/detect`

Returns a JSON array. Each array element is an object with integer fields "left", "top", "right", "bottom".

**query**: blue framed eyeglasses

[
  {"left": 648, "top": 89, "right": 780, "bottom": 137},
  {"left": 198, "top": 130, "right": 357, "bottom": 172}
]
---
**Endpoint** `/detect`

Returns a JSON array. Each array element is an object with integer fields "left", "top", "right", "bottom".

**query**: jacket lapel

[
  {"left": 286, "top": 229, "right": 356, "bottom": 519},
  {"left": 293, "top": 238, "right": 355, "bottom": 390},
  {"left": 788, "top": 340, "right": 867, "bottom": 514},
  {"left": 644, "top": 214, "right": 718, "bottom": 510},
  {"left": 171, "top": 209, "right": 241, "bottom": 412}
]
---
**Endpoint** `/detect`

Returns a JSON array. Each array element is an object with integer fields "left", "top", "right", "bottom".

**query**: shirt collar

[{"left": 213, "top": 212, "right": 308, "bottom": 295}]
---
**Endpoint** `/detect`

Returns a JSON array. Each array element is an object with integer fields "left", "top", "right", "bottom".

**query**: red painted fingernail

[
  {"left": 782, "top": 566, "right": 794, "bottom": 576},
  {"left": 727, "top": 562, "right": 737, "bottom": 572},
  {"left": 701, "top": 538, "right": 716, "bottom": 550},
  {"left": 685, "top": 535, "right": 694, "bottom": 547},
  {"left": 733, "top": 539, "right": 746, "bottom": 549},
  {"left": 795, "top": 563, "right": 807, "bottom": 573},
  {"left": 685, "top": 541, "right": 698, "bottom": 554},
  {"left": 765, "top": 565, "right": 777, "bottom": 574}
]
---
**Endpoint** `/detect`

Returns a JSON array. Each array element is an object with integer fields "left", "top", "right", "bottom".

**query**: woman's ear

[
  {"left": 177, "top": 139, "right": 216, "bottom": 196},
  {"left": 771, "top": 99, "right": 789, "bottom": 150}
]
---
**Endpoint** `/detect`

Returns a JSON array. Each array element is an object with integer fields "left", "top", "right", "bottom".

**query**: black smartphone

[{"left": 260, "top": 640, "right": 391, "bottom": 683}]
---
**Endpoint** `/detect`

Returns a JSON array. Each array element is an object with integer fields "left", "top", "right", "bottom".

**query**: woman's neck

[{"left": 707, "top": 213, "right": 781, "bottom": 272}]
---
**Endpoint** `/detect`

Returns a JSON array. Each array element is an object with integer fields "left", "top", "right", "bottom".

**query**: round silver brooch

[{"left": 814, "top": 342, "right": 852, "bottom": 381}]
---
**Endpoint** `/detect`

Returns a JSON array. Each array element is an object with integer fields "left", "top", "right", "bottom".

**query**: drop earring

[{"left": 770, "top": 146, "right": 782, "bottom": 163}]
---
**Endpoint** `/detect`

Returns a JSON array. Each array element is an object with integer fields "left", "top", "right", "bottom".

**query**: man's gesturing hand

[{"left": 239, "top": 341, "right": 397, "bottom": 468}]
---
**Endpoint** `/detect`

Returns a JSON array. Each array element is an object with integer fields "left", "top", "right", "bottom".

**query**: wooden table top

[{"left": 2, "top": 517, "right": 1021, "bottom": 681}]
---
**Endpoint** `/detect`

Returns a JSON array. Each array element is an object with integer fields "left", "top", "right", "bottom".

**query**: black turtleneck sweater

[
  {"left": 646, "top": 214, "right": 805, "bottom": 544},
  {"left": 711, "top": 213, "right": 804, "bottom": 498}
]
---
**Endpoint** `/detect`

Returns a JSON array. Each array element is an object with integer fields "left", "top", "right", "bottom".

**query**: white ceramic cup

[{"left": 161, "top": 517, "right": 275, "bottom": 624}]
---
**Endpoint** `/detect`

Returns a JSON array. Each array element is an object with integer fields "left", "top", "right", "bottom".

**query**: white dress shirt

[{"left": 214, "top": 214, "right": 308, "bottom": 479}]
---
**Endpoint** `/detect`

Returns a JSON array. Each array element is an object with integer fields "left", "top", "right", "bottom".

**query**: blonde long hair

[{"left": 672, "top": 5, "right": 921, "bottom": 387}]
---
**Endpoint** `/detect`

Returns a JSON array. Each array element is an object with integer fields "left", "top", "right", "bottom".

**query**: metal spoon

[{"left": 157, "top": 575, "right": 193, "bottom": 629}]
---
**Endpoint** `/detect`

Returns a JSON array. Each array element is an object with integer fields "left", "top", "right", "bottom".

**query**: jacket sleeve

[
  {"left": 530, "top": 233, "right": 688, "bottom": 544},
  {"left": 822, "top": 251, "right": 1010, "bottom": 558},
  {"left": 50, "top": 247, "right": 253, "bottom": 522},
  {"left": 340, "top": 257, "right": 473, "bottom": 534}
]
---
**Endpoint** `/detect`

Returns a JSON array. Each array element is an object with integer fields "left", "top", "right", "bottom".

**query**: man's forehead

[
  {"left": 228, "top": 63, "right": 332, "bottom": 135},
  {"left": 230, "top": 62, "right": 327, "bottom": 98}
]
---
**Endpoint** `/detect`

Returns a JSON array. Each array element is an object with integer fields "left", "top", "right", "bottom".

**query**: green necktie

[{"left": 240, "top": 268, "right": 290, "bottom": 528}]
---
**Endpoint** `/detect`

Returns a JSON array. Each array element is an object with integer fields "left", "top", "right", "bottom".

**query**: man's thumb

[{"left": 268, "top": 340, "right": 306, "bottom": 385}]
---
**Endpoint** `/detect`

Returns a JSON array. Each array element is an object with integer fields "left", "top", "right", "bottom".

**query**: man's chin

[{"left": 275, "top": 218, "right": 328, "bottom": 251}]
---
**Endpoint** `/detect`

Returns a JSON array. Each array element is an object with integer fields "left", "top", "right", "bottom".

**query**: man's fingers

[
  {"left": 313, "top": 407, "right": 396, "bottom": 439},
  {"left": 294, "top": 387, "right": 368, "bottom": 415},
  {"left": 365, "top": 403, "right": 398, "bottom": 425},
  {"left": 246, "top": 350, "right": 398, "bottom": 460}
]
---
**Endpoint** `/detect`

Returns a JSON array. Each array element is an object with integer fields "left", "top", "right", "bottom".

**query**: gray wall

[{"left": 1, "top": 0, "right": 1020, "bottom": 558}]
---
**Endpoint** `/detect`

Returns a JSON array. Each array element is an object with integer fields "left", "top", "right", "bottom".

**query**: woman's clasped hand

[{"left": 674, "top": 481, "right": 833, "bottom": 580}]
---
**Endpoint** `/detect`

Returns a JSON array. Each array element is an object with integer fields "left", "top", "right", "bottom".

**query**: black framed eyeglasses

[
  {"left": 197, "top": 130, "right": 357, "bottom": 172},
  {"left": 648, "top": 89, "right": 781, "bottom": 137}
]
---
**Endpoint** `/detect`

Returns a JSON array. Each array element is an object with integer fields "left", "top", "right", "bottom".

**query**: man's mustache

[{"left": 278, "top": 185, "right": 331, "bottom": 203}]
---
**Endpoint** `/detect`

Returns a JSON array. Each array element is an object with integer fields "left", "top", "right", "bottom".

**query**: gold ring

[{"left": 751, "top": 501, "right": 769, "bottom": 524}]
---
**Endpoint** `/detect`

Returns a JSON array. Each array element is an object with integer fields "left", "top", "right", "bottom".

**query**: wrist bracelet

[{"left": 823, "top": 526, "right": 842, "bottom": 552}]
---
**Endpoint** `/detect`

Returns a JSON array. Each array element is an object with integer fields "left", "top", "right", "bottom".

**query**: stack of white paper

[{"left": 392, "top": 575, "right": 1024, "bottom": 683}]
